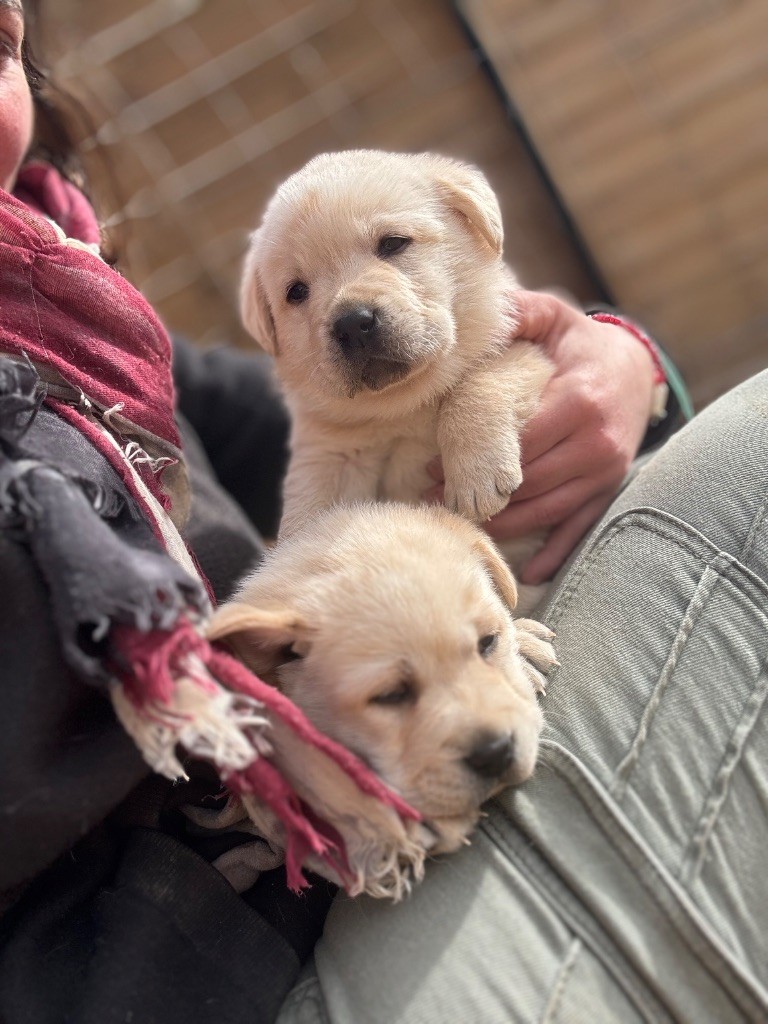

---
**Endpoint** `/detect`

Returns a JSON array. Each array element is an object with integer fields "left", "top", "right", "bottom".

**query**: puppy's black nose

[
  {"left": 464, "top": 733, "right": 515, "bottom": 780},
  {"left": 332, "top": 306, "right": 378, "bottom": 355}
]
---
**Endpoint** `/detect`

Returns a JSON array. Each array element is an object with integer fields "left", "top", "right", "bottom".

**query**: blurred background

[{"left": 43, "top": 0, "right": 767, "bottom": 408}]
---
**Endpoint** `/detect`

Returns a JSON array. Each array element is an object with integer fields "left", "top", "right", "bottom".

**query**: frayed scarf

[{"left": 0, "top": 166, "right": 425, "bottom": 898}]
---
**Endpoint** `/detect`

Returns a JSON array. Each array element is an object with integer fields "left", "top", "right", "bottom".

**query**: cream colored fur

[
  {"left": 240, "top": 150, "right": 552, "bottom": 572},
  {"left": 229, "top": 152, "right": 558, "bottom": 844},
  {"left": 209, "top": 504, "right": 557, "bottom": 853}
]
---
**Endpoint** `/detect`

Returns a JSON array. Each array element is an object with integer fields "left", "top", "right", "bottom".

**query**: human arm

[
  {"left": 427, "top": 290, "right": 689, "bottom": 583},
  {"left": 488, "top": 291, "right": 664, "bottom": 584},
  {"left": 172, "top": 336, "right": 290, "bottom": 540}
]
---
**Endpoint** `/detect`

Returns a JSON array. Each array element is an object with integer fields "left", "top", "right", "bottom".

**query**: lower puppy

[{"left": 208, "top": 503, "right": 556, "bottom": 853}]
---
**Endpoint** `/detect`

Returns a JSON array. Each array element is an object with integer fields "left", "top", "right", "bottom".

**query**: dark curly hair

[
  {"left": 21, "top": 0, "right": 91, "bottom": 189},
  {"left": 21, "top": 0, "right": 121, "bottom": 257}
]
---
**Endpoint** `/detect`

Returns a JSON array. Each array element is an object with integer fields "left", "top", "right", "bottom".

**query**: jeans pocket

[{"left": 527, "top": 507, "right": 768, "bottom": 1000}]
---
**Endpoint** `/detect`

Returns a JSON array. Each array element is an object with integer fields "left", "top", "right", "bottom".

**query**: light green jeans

[{"left": 279, "top": 371, "right": 768, "bottom": 1024}]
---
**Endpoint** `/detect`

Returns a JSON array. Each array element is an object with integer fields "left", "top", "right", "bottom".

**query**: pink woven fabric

[
  {"left": 0, "top": 182, "right": 180, "bottom": 452},
  {"left": 13, "top": 161, "right": 102, "bottom": 246}
]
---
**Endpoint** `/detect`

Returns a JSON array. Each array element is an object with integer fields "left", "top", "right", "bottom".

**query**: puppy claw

[
  {"left": 525, "top": 666, "right": 548, "bottom": 695},
  {"left": 515, "top": 617, "right": 558, "bottom": 694},
  {"left": 515, "top": 618, "right": 555, "bottom": 642},
  {"left": 518, "top": 633, "right": 559, "bottom": 673},
  {"left": 440, "top": 432, "right": 524, "bottom": 523},
  {"left": 415, "top": 823, "right": 439, "bottom": 852},
  {"left": 444, "top": 460, "right": 523, "bottom": 523}
]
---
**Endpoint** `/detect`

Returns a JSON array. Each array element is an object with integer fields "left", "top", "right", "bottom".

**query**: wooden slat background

[
  {"left": 42, "top": 0, "right": 767, "bottom": 406},
  {"left": 459, "top": 0, "right": 768, "bottom": 405},
  {"left": 43, "top": 3, "right": 595, "bottom": 339}
]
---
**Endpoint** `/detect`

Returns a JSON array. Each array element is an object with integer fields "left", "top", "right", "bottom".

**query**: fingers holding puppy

[
  {"left": 432, "top": 290, "right": 657, "bottom": 578},
  {"left": 498, "top": 290, "right": 656, "bottom": 572}
]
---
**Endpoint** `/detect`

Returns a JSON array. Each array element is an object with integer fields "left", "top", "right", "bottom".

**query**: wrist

[{"left": 588, "top": 311, "right": 669, "bottom": 423}]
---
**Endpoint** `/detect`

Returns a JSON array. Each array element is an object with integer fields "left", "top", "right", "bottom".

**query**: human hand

[{"left": 427, "top": 291, "right": 657, "bottom": 584}]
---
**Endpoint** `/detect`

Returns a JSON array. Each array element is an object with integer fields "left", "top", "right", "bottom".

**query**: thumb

[{"left": 512, "top": 290, "right": 580, "bottom": 345}]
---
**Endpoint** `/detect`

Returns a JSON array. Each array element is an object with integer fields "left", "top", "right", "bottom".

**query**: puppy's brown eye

[
  {"left": 279, "top": 644, "right": 303, "bottom": 662},
  {"left": 286, "top": 281, "right": 309, "bottom": 304},
  {"left": 377, "top": 235, "right": 411, "bottom": 258},
  {"left": 369, "top": 679, "right": 417, "bottom": 707},
  {"left": 478, "top": 633, "right": 498, "bottom": 658}
]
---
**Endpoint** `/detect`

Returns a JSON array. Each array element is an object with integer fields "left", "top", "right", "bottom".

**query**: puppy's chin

[
  {"left": 409, "top": 758, "right": 539, "bottom": 853},
  {"left": 334, "top": 355, "right": 417, "bottom": 397},
  {"left": 356, "top": 357, "right": 412, "bottom": 393}
]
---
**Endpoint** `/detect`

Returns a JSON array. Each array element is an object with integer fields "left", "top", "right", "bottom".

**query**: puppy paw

[
  {"left": 443, "top": 447, "right": 523, "bottom": 522},
  {"left": 514, "top": 618, "right": 558, "bottom": 694}
]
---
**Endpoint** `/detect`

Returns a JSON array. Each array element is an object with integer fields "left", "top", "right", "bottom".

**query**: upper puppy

[{"left": 241, "top": 150, "right": 551, "bottom": 541}]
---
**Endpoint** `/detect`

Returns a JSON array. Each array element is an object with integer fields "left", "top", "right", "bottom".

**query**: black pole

[{"left": 451, "top": 1, "right": 616, "bottom": 304}]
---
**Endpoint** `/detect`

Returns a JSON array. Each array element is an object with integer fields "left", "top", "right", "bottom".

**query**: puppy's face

[
  {"left": 241, "top": 151, "right": 505, "bottom": 415},
  {"left": 209, "top": 505, "right": 544, "bottom": 853}
]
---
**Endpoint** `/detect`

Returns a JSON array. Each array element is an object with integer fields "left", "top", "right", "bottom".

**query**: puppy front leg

[
  {"left": 279, "top": 447, "right": 382, "bottom": 539},
  {"left": 437, "top": 342, "right": 551, "bottom": 522}
]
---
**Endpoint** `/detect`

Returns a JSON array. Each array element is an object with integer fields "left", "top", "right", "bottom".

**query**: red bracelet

[{"left": 588, "top": 312, "right": 666, "bottom": 385}]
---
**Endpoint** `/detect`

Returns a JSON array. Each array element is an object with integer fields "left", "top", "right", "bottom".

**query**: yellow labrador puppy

[
  {"left": 209, "top": 503, "right": 556, "bottom": 854},
  {"left": 241, "top": 150, "right": 552, "bottom": 583}
]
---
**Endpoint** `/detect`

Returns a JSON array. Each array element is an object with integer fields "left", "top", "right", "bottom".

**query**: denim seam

[
  {"left": 546, "top": 510, "right": 712, "bottom": 637},
  {"left": 539, "top": 937, "right": 583, "bottom": 1024},
  {"left": 680, "top": 655, "right": 768, "bottom": 887},
  {"left": 610, "top": 555, "right": 728, "bottom": 802},
  {"left": 483, "top": 816, "right": 671, "bottom": 1024},
  {"left": 716, "top": 558, "right": 768, "bottom": 610},
  {"left": 543, "top": 744, "right": 768, "bottom": 1011},
  {"left": 488, "top": 743, "right": 768, "bottom": 1019},
  {"left": 741, "top": 493, "right": 768, "bottom": 564},
  {"left": 544, "top": 508, "right": 768, "bottom": 688}
]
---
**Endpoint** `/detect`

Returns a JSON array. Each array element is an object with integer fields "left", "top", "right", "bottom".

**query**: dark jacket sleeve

[
  {"left": 172, "top": 337, "right": 290, "bottom": 540},
  {"left": 0, "top": 532, "right": 148, "bottom": 903},
  {"left": 0, "top": 421, "right": 319, "bottom": 1024}
]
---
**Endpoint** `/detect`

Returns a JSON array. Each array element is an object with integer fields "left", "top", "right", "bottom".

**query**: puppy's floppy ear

[
  {"left": 240, "top": 233, "right": 278, "bottom": 355},
  {"left": 207, "top": 602, "right": 307, "bottom": 678},
  {"left": 433, "top": 159, "right": 503, "bottom": 256},
  {"left": 473, "top": 534, "right": 518, "bottom": 611}
]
